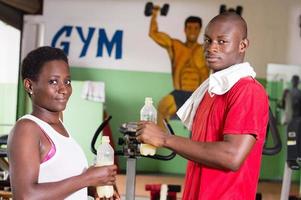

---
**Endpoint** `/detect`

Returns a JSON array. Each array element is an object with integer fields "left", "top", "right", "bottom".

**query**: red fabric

[
  {"left": 145, "top": 184, "right": 178, "bottom": 200},
  {"left": 182, "top": 77, "right": 269, "bottom": 200}
]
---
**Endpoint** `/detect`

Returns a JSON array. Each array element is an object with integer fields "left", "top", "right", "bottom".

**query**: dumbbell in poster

[{"left": 145, "top": 2, "right": 209, "bottom": 128}]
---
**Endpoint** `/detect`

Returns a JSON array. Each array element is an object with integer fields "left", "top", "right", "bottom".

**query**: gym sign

[
  {"left": 51, "top": 25, "right": 123, "bottom": 60},
  {"left": 40, "top": 0, "right": 205, "bottom": 72}
]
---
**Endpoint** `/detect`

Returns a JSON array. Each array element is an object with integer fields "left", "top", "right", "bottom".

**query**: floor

[{"left": 116, "top": 174, "right": 300, "bottom": 200}]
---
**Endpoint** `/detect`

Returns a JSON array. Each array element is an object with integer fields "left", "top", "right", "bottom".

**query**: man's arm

[
  {"left": 164, "top": 133, "right": 256, "bottom": 171},
  {"left": 149, "top": 5, "right": 173, "bottom": 58},
  {"left": 137, "top": 122, "right": 256, "bottom": 171}
]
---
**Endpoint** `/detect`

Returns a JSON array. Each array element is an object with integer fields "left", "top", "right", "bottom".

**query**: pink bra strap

[{"left": 40, "top": 129, "right": 56, "bottom": 163}]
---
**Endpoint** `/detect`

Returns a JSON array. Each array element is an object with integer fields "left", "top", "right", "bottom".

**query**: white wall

[
  {"left": 195, "top": 0, "right": 301, "bottom": 78},
  {"left": 287, "top": 0, "right": 301, "bottom": 66},
  {"left": 0, "top": 21, "right": 20, "bottom": 83},
  {"left": 22, "top": 0, "right": 301, "bottom": 79}
]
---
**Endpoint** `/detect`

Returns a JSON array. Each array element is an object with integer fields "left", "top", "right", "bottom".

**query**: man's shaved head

[
  {"left": 203, "top": 12, "right": 249, "bottom": 71},
  {"left": 208, "top": 12, "right": 248, "bottom": 39}
]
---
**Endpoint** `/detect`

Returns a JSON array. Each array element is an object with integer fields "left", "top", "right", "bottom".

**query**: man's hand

[{"left": 136, "top": 121, "right": 168, "bottom": 147}]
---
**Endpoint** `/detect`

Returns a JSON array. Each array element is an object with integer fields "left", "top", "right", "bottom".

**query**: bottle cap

[
  {"left": 145, "top": 97, "right": 153, "bottom": 104},
  {"left": 101, "top": 136, "right": 110, "bottom": 143}
]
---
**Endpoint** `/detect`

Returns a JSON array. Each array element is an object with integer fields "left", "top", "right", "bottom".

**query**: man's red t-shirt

[{"left": 182, "top": 77, "right": 269, "bottom": 200}]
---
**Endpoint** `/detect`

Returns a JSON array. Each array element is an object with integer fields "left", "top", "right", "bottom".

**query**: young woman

[{"left": 8, "top": 46, "right": 118, "bottom": 200}]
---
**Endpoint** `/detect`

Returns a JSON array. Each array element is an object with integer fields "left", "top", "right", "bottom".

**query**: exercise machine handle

[
  {"left": 142, "top": 119, "right": 176, "bottom": 160},
  {"left": 91, "top": 115, "right": 112, "bottom": 155},
  {"left": 263, "top": 107, "right": 282, "bottom": 155}
]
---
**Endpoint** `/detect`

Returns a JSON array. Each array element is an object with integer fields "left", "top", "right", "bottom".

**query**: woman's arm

[{"left": 8, "top": 119, "right": 117, "bottom": 200}]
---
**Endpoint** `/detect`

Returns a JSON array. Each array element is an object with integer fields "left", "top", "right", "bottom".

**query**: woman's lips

[{"left": 55, "top": 98, "right": 67, "bottom": 103}]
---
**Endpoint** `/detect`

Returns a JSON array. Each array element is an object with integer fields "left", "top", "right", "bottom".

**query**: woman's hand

[
  {"left": 90, "top": 184, "right": 121, "bottom": 200},
  {"left": 83, "top": 165, "right": 117, "bottom": 187}
]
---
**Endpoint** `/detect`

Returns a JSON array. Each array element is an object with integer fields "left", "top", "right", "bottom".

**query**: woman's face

[{"left": 29, "top": 60, "right": 72, "bottom": 113}]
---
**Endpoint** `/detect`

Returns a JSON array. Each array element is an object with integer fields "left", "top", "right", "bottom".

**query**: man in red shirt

[{"left": 137, "top": 12, "right": 269, "bottom": 200}]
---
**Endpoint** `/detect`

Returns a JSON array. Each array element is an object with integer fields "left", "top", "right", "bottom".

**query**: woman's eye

[
  {"left": 218, "top": 40, "right": 226, "bottom": 44},
  {"left": 49, "top": 80, "right": 58, "bottom": 85}
]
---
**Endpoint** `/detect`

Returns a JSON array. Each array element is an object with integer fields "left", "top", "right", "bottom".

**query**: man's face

[
  {"left": 185, "top": 22, "right": 201, "bottom": 43},
  {"left": 203, "top": 19, "right": 248, "bottom": 72}
]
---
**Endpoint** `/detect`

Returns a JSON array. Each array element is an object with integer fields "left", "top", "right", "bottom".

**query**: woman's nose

[{"left": 58, "top": 82, "right": 68, "bottom": 94}]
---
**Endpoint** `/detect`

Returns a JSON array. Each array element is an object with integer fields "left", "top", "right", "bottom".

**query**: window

[{"left": 0, "top": 20, "right": 20, "bottom": 135}]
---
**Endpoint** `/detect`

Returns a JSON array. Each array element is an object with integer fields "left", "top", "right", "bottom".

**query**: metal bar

[
  {"left": 280, "top": 163, "right": 292, "bottom": 200},
  {"left": 125, "top": 158, "right": 136, "bottom": 200}
]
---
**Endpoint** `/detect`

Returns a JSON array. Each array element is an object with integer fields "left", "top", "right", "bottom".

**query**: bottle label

[{"left": 141, "top": 114, "right": 156, "bottom": 123}]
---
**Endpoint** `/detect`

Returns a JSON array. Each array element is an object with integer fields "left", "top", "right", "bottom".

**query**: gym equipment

[
  {"left": 280, "top": 117, "right": 301, "bottom": 200},
  {"left": 263, "top": 107, "right": 282, "bottom": 155},
  {"left": 0, "top": 135, "right": 9, "bottom": 187},
  {"left": 145, "top": 184, "right": 181, "bottom": 200},
  {"left": 144, "top": 2, "right": 169, "bottom": 17},
  {"left": 219, "top": 4, "right": 243, "bottom": 16},
  {"left": 0, "top": 135, "right": 11, "bottom": 199},
  {"left": 256, "top": 107, "right": 282, "bottom": 200},
  {"left": 91, "top": 116, "right": 176, "bottom": 200}
]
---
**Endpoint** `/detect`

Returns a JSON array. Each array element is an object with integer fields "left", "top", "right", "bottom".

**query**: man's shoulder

[
  {"left": 231, "top": 77, "right": 267, "bottom": 96},
  {"left": 171, "top": 39, "right": 200, "bottom": 44},
  {"left": 236, "top": 77, "right": 264, "bottom": 87},
  {"left": 171, "top": 39, "right": 184, "bottom": 45}
]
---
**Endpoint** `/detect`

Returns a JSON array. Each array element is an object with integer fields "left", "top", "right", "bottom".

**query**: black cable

[
  {"left": 263, "top": 107, "right": 282, "bottom": 155},
  {"left": 90, "top": 115, "right": 112, "bottom": 155}
]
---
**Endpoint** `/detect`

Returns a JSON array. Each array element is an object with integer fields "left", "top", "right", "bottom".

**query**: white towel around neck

[{"left": 176, "top": 62, "right": 256, "bottom": 131}]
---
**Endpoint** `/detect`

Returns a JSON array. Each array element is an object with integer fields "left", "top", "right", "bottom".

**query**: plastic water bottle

[
  {"left": 140, "top": 97, "right": 157, "bottom": 156},
  {"left": 96, "top": 136, "right": 114, "bottom": 198}
]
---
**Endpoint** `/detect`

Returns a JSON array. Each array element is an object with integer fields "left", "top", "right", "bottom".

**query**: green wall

[
  {"left": 63, "top": 81, "right": 104, "bottom": 165},
  {"left": 0, "top": 83, "right": 18, "bottom": 135}
]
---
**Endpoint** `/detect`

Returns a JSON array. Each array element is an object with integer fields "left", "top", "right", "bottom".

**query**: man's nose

[{"left": 206, "top": 41, "right": 218, "bottom": 53}]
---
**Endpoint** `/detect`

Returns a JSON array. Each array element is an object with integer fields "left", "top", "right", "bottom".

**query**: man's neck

[{"left": 185, "top": 41, "right": 198, "bottom": 48}]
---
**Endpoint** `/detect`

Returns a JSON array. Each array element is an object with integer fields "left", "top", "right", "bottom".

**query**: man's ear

[
  {"left": 23, "top": 78, "right": 33, "bottom": 95},
  {"left": 239, "top": 38, "right": 249, "bottom": 53}
]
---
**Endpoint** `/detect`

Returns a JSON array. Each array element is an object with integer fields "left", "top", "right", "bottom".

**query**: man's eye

[
  {"left": 204, "top": 38, "right": 210, "bottom": 43},
  {"left": 65, "top": 80, "right": 71, "bottom": 85},
  {"left": 218, "top": 40, "right": 226, "bottom": 44},
  {"left": 49, "top": 80, "right": 58, "bottom": 85}
]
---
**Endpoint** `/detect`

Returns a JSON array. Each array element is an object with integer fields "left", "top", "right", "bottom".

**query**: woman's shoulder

[{"left": 9, "top": 116, "right": 42, "bottom": 141}]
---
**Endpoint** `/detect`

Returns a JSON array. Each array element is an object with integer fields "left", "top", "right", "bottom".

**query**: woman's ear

[{"left": 23, "top": 78, "right": 33, "bottom": 95}]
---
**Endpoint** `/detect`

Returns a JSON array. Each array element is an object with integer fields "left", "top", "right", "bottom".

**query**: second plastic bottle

[
  {"left": 96, "top": 136, "right": 114, "bottom": 198},
  {"left": 140, "top": 97, "right": 157, "bottom": 156}
]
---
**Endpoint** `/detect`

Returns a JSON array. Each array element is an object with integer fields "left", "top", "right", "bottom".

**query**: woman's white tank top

[{"left": 21, "top": 114, "right": 88, "bottom": 200}]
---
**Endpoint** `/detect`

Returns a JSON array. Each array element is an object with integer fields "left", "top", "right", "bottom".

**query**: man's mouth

[{"left": 205, "top": 55, "right": 220, "bottom": 63}]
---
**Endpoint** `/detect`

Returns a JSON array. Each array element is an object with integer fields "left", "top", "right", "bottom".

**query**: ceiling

[{"left": 0, "top": 0, "right": 42, "bottom": 29}]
